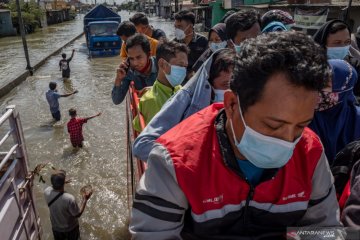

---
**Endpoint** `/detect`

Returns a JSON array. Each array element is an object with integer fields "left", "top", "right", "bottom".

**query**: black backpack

[{"left": 331, "top": 140, "right": 360, "bottom": 196}]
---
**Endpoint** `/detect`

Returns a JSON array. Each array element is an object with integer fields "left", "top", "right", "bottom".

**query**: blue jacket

[{"left": 132, "top": 51, "right": 216, "bottom": 161}]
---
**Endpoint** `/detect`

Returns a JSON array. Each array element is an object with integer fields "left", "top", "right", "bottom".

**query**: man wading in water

[
  {"left": 44, "top": 170, "right": 92, "bottom": 240},
  {"left": 59, "top": 49, "right": 75, "bottom": 79}
]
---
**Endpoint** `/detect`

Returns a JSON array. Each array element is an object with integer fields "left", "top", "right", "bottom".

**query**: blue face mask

[
  {"left": 230, "top": 97, "right": 301, "bottom": 169},
  {"left": 165, "top": 63, "right": 187, "bottom": 87},
  {"left": 209, "top": 41, "right": 227, "bottom": 52},
  {"left": 327, "top": 46, "right": 350, "bottom": 60},
  {"left": 231, "top": 39, "right": 241, "bottom": 53},
  {"left": 213, "top": 89, "right": 225, "bottom": 102}
]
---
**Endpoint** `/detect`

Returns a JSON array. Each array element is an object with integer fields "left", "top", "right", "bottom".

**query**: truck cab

[
  {"left": 86, "top": 21, "right": 121, "bottom": 56},
  {"left": 84, "top": 5, "right": 122, "bottom": 57}
]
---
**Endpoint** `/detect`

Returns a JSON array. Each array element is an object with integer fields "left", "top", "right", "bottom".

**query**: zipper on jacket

[{"left": 243, "top": 184, "right": 255, "bottom": 227}]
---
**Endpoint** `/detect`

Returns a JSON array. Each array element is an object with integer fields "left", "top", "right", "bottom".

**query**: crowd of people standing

[{"left": 110, "top": 8, "right": 360, "bottom": 240}]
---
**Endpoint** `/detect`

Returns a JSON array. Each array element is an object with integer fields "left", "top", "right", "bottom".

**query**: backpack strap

[{"left": 48, "top": 192, "right": 64, "bottom": 207}]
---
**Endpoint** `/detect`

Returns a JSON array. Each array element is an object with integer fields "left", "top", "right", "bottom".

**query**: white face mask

[
  {"left": 209, "top": 41, "right": 227, "bottom": 52},
  {"left": 175, "top": 28, "right": 186, "bottom": 40},
  {"left": 213, "top": 89, "right": 226, "bottom": 102},
  {"left": 174, "top": 25, "right": 190, "bottom": 40}
]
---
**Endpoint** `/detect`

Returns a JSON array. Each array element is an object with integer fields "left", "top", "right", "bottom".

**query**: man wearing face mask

[
  {"left": 112, "top": 34, "right": 157, "bottom": 105},
  {"left": 132, "top": 48, "right": 235, "bottom": 162},
  {"left": 173, "top": 10, "right": 208, "bottom": 80},
  {"left": 133, "top": 41, "right": 189, "bottom": 132},
  {"left": 314, "top": 20, "right": 360, "bottom": 98},
  {"left": 129, "top": 32, "right": 342, "bottom": 239},
  {"left": 225, "top": 9, "right": 261, "bottom": 54}
]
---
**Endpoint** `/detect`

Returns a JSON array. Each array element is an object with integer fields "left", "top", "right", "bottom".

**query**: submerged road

[{"left": 0, "top": 11, "right": 174, "bottom": 239}]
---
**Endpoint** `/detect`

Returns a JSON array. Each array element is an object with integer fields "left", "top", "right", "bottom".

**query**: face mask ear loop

[
  {"left": 229, "top": 119, "right": 239, "bottom": 146},
  {"left": 163, "top": 60, "right": 171, "bottom": 75},
  {"left": 237, "top": 96, "right": 247, "bottom": 128}
]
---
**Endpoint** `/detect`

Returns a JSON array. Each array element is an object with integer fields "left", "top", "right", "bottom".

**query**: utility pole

[
  {"left": 15, "top": 0, "right": 33, "bottom": 75},
  {"left": 175, "top": 0, "right": 178, "bottom": 13},
  {"left": 343, "top": 0, "right": 353, "bottom": 24}
]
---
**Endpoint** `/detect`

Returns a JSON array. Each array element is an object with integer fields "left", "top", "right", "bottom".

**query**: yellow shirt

[{"left": 120, "top": 36, "right": 158, "bottom": 58}]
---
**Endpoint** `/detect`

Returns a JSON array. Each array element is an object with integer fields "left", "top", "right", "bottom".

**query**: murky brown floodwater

[{"left": 0, "top": 11, "right": 174, "bottom": 240}]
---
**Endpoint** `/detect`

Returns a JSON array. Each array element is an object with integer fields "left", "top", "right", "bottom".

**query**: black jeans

[{"left": 53, "top": 225, "right": 80, "bottom": 240}]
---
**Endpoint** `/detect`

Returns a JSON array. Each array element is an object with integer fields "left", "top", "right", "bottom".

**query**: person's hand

[
  {"left": 96, "top": 112, "right": 102, "bottom": 117},
  {"left": 73, "top": 90, "right": 79, "bottom": 94},
  {"left": 114, "top": 60, "right": 129, "bottom": 86},
  {"left": 83, "top": 190, "right": 93, "bottom": 200},
  {"left": 138, "top": 87, "right": 151, "bottom": 97}
]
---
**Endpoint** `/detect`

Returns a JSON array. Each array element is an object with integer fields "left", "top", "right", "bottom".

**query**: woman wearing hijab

[
  {"left": 192, "top": 23, "right": 227, "bottom": 72},
  {"left": 309, "top": 59, "right": 360, "bottom": 165},
  {"left": 313, "top": 19, "right": 360, "bottom": 97}
]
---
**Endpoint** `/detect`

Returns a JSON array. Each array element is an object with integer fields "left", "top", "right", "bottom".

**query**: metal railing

[{"left": 0, "top": 105, "right": 42, "bottom": 240}]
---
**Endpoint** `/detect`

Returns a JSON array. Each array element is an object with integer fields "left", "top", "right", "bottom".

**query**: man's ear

[
  {"left": 224, "top": 90, "right": 238, "bottom": 121},
  {"left": 158, "top": 58, "right": 170, "bottom": 74}
]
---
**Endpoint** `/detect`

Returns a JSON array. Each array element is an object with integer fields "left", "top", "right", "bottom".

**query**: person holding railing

[
  {"left": 133, "top": 41, "right": 189, "bottom": 132},
  {"left": 129, "top": 32, "right": 342, "bottom": 239},
  {"left": 132, "top": 48, "right": 235, "bottom": 162}
]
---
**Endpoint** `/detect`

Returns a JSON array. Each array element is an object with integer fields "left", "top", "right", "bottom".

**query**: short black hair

[
  {"left": 174, "top": 10, "right": 195, "bottom": 25},
  {"left": 208, "top": 48, "right": 236, "bottom": 86},
  {"left": 49, "top": 82, "right": 57, "bottom": 90},
  {"left": 156, "top": 40, "right": 189, "bottom": 64},
  {"left": 225, "top": 9, "right": 261, "bottom": 41},
  {"left": 51, "top": 170, "right": 66, "bottom": 190},
  {"left": 220, "top": 10, "right": 236, "bottom": 23},
  {"left": 231, "top": 31, "right": 330, "bottom": 112},
  {"left": 126, "top": 33, "right": 151, "bottom": 54},
  {"left": 329, "top": 22, "right": 349, "bottom": 35},
  {"left": 117, "top": 21, "right": 136, "bottom": 37},
  {"left": 62, "top": 53, "right": 66, "bottom": 59},
  {"left": 69, "top": 108, "right": 77, "bottom": 117},
  {"left": 129, "top": 12, "right": 149, "bottom": 26}
]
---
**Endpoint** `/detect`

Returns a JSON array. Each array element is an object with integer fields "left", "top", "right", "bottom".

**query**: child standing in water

[
  {"left": 59, "top": 49, "right": 75, "bottom": 79},
  {"left": 67, "top": 108, "right": 101, "bottom": 148}
]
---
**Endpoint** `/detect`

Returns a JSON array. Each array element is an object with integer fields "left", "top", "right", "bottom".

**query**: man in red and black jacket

[{"left": 130, "top": 32, "right": 342, "bottom": 239}]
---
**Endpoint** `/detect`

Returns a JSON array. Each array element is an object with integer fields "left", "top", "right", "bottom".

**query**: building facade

[{"left": 0, "top": 9, "right": 16, "bottom": 37}]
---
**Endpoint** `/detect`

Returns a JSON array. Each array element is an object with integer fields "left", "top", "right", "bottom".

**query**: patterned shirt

[{"left": 67, "top": 118, "right": 87, "bottom": 144}]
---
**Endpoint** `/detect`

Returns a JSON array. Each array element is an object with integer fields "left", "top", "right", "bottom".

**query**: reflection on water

[{"left": 0, "top": 11, "right": 174, "bottom": 240}]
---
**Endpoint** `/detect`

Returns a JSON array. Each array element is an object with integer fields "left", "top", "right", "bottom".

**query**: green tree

[{"left": 9, "top": 0, "right": 44, "bottom": 33}]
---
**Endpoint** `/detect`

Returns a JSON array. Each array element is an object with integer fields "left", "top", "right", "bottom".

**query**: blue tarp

[{"left": 84, "top": 4, "right": 121, "bottom": 26}]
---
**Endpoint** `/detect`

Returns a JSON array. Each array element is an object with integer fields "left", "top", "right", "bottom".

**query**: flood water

[{"left": 0, "top": 11, "right": 174, "bottom": 240}]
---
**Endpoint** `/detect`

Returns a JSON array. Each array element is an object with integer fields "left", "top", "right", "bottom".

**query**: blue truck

[{"left": 84, "top": 4, "right": 122, "bottom": 56}]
